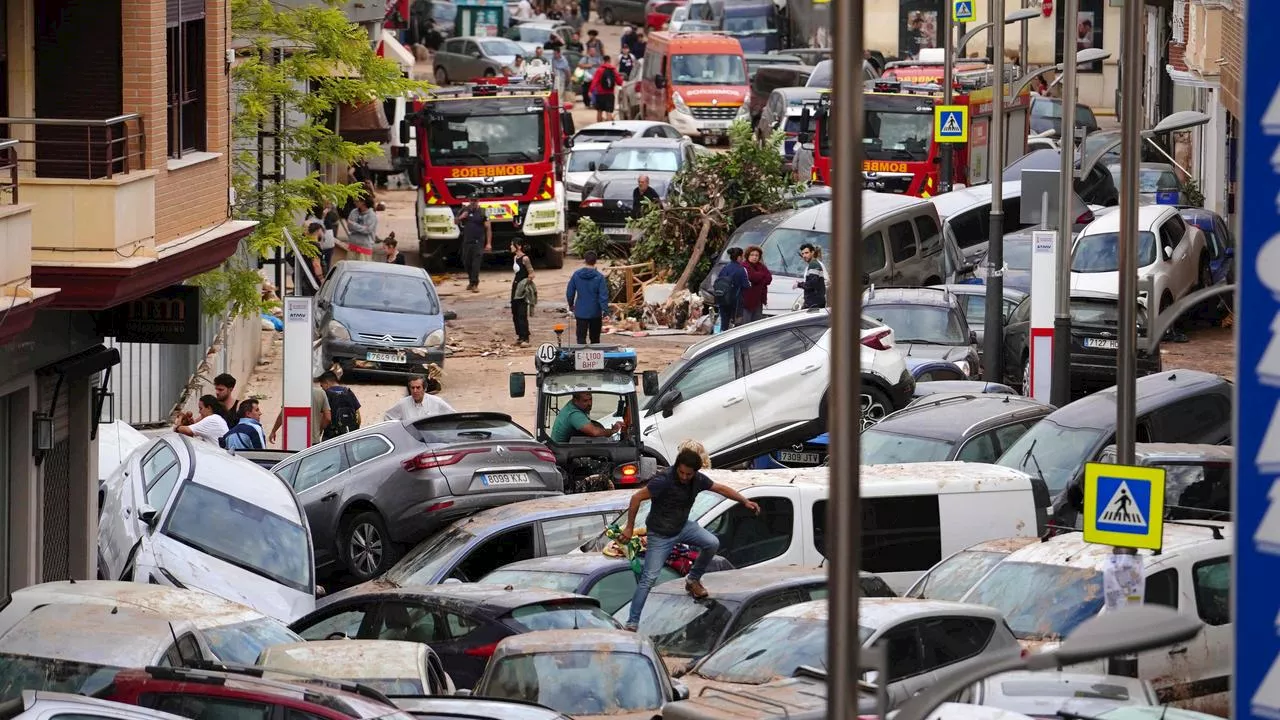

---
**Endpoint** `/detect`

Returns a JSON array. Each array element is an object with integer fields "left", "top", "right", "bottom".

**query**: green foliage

[
  {"left": 571, "top": 216, "right": 631, "bottom": 259},
  {"left": 199, "top": 0, "right": 427, "bottom": 316},
  {"left": 1182, "top": 178, "right": 1205, "bottom": 208},
  {"left": 628, "top": 120, "right": 801, "bottom": 290}
]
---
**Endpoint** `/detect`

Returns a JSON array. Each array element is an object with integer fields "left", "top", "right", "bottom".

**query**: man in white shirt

[
  {"left": 384, "top": 376, "right": 456, "bottom": 423},
  {"left": 513, "top": 0, "right": 534, "bottom": 21}
]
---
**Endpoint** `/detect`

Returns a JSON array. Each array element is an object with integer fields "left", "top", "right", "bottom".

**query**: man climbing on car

[{"left": 619, "top": 447, "right": 760, "bottom": 631}]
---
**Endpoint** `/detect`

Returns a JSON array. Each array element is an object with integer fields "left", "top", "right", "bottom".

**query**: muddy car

[
  {"left": 904, "top": 537, "right": 1039, "bottom": 602},
  {"left": 257, "top": 640, "right": 455, "bottom": 698}
]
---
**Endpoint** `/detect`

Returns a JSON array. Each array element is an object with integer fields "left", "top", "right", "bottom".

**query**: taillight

[
  {"left": 581, "top": 198, "right": 603, "bottom": 207},
  {"left": 402, "top": 449, "right": 480, "bottom": 471},
  {"left": 425, "top": 500, "right": 455, "bottom": 513},
  {"left": 1020, "top": 648, "right": 1029, "bottom": 658},
  {"left": 620, "top": 464, "right": 638, "bottom": 478},
  {"left": 524, "top": 447, "right": 557, "bottom": 463},
  {"left": 861, "top": 329, "right": 893, "bottom": 351},
  {"left": 465, "top": 642, "right": 499, "bottom": 658},
  {"left": 1076, "top": 209, "right": 1094, "bottom": 226}
]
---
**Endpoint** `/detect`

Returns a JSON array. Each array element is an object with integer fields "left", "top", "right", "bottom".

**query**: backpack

[
  {"left": 712, "top": 270, "right": 737, "bottom": 300},
  {"left": 326, "top": 386, "right": 361, "bottom": 437},
  {"left": 600, "top": 68, "right": 617, "bottom": 91}
]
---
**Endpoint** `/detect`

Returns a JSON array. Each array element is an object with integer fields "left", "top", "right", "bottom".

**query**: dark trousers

[
  {"left": 512, "top": 299, "right": 530, "bottom": 342},
  {"left": 576, "top": 316, "right": 602, "bottom": 344},
  {"left": 459, "top": 240, "right": 484, "bottom": 287},
  {"left": 717, "top": 301, "right": 738, "bottom": 333}
]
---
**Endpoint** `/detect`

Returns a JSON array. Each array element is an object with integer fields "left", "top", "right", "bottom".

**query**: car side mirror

[
  {"left": 672, "top": 680, "right": 690, "bottom": 701},
  {"left": 642, "top": 370, "right": 660, "bottom": 396},
  {"left": 472, "top": 51, "right": 483, "bottom": 59},
  {"left": 444, "top": 310, "right": 458, "bottom": 321},
  {"left": 797, "top": 132, "right": 812, "bottom": 144},
  {"left": 509, "top": 372, "right": 527, "bottom": 398},
  {"left": 561, "top": 112, "right": 576, "bottom": 139},
  {"left": 588, "top": 161, "right": 597, "bottom": 171},
  {"left": 799, "top": 142, "right": 814, "bottom": 151},
  {"left": 660, "top": 390, "right": 682, "bottom": 417},
  {"left": 138, "top": 505, "right": 160, "bottom": 531},
  {"left": 1162, "top": 244, "right": 1173, "bottom": 260},
  {"left": 655, "top": 74, "right": 667, "bottom": 89},
  {"left": 598, "top": 162, "right": 610, "bottom": 171},
  {"left": 969, "top": 330, "right": 979, "bottom": 345},
  {"left": 454, "top": 689, "right": 473, "bottom": 697},
  {"left": 398, "top": 119, "right": 411, "bottom": 145}
]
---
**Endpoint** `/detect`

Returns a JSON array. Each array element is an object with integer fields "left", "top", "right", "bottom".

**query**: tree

[
  {"left": 628, "top": 121, "right": 802, "bottom": 293},
  {"left": 194, "top": 0, "right": 426, "bottom": 315}
]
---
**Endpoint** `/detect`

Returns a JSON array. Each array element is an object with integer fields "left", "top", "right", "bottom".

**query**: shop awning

[
  {"left": 337, "top": 101, "right": 392, "bottom": 145},
  {"left": 378, "top": 34, "right": 416, "bottom": 73},
  {"left": 0, "top": 287, "right": 61, "bottom": 345}
]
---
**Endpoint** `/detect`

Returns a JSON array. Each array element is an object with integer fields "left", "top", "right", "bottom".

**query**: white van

[{"left": 576, "top": 462, "right": 1046, "bottom": 593}]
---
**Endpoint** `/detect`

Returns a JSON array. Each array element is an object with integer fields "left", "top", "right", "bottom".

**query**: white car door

[
  {"left": 645, "top": 344, "right": 756, "bottom": 462},
  {"left": 1136, "top": 556, "right": 1230, "bottom": 709},
  {"left": 107, "top": 440, "right": 184, "bottom": 579},
  {"left": 1159, "top": 215, "right": 1195, "bottom": 299},
  {"left": 741, "top": 325, "right": 828, "bottom": 452}
]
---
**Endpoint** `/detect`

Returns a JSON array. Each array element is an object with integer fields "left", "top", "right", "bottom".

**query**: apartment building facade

[{"left": 0, "top": 0, "right": 255, "bottom": 594}]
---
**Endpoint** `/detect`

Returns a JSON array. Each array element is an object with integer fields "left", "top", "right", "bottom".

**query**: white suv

[{"left": 639, "top": 309, "right": 912, "bottom": 466}]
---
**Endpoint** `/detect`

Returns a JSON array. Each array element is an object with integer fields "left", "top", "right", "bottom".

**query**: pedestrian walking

[
  {"left": 552, "top": 47, "right": 572, "bottom": 96},
  {"left": 712, "top": 247, "right": 749, "bottom": 332},
  {"left": 457, "top": 198, "right": 492, "bottom": 292},
  {"left": 268, "top": 376, "right": 332, "bottom": 447},
  {"left": 221, "top": 399, "right": 267, "bottom": 450},
  {"left": 586, "top": 29, "right": 604, "bottom": 61},
  {"left": 338, "top": 195, "right": 378, "bottom": 262},
  {"left": 590, "top": 55, "right": 623, "bottom": 121},
  {"left": 383, "top": 235, "right": 407, "bottom": 265},
  {"left": 175, "top": 395, "right": 230, "bottom": 446},
  {"left": 566, "top": 251, "right": 609, "bottom": 344},
  {"left": 319, "top": 371, "right": 362, "bottom": 439},
  {"left": 618, "top": 45, "right": 635, "bottom": 80},
  {"left": 319, "top": 201, "right": 340, "bottom": 271},
  {"left": 297, "top": 223, "right": 326, "bottom": 296},
  {"left": 620, "top": 447, "right": 759, "bottom": 631},
  {"left": 740, "top": 245, "right": 772, "bottom": 323},
  {"left": 511, "top": 242, "right": 537, "bottom": 347},
  {"left": 384, "top": 375, "right": 456, "bottom": 422},
  {"left": 795, "top": 242, "right": 827, "bottom": 309}
]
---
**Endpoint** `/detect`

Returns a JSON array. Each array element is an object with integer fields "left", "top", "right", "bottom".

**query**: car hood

[
  {"left": 900, "top": 343, "right": 970, "bottom": 363},
  {"left": 333, "top": 305, "right": 443, "bottom": 342},
  {"left": 677, "top": 86, "right": 748, "bottom": 104},
  {"left": 1069, "top": 271, "right": 1118, "bottom": 294},
  {"left": 150, "top": 536, "right": 315, "bottom": 623},
  {"left": 588, "top": 169, "right": 676, "bottom": 190},
  {"left": 566, "top": 170, "right": 595, "bottom": 188}
]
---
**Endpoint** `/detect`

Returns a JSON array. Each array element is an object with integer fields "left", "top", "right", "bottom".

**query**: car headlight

[
  {"left": 566, "top": 181, "right": 584, "bottom": 193},
  {"left": 673, "top": 92, "right": 691, "bottom": 114},
  {"left": 326, "top": 320, "right": 351, "bottom": 341},
  {"left": 426, "top": 329, "right": 445, "bottom": 347},
  {"left": 954, "top": 360, "right": 972, "bottom": 377},
  {"left": 736, "top": 101, "right": 750, "bottom": 120}
]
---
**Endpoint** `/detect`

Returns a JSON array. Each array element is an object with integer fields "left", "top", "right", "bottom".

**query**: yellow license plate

[{"left": 480, "top": 202, "right": 518, "bottom": 221}]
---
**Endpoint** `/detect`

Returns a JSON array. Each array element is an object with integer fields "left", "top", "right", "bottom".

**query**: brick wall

[
  {"left": 1220, "top": 2, "right": 1242, "bottom": 116},
  {"left": 1168, "top": 0, "right": 1188, "bottom": 71},
  {"left": 122, "top": 0, "right": 230, "bottom": 244}
]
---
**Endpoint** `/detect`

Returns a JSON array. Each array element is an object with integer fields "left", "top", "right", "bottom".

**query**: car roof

[
  {"left": 864, "top": 286, "right": 960, "bottom": 309},
  {"left": 0, "top": 604, "right": 175, "bottom": 666},
  {"left": 931, "top": 283, "right": 1027, "bottom": 302},
  {"left": 651, "top": 566, "right": 826, "bottom": 599},
  {"left": 996, "top": 523, "right": 1234, "bottom": 571},
  {"left": 494, "top": 628, "right": 650, "bottom": 656},
  {"left": 579, "top": 120, "right": 669, "bottom": 134},
  {"left": 777, "top": 201, "right": 832, "bottom": 231},
  {"left": 4, "top": 580, "right": 269, "bottom": 628},
  {"left": 330, "top": 583, "right": 602, "bottom": 614},
  {"left": 444, "top": 490, "right": 634, "bottom": 530},
  {"left": 1043, "top": 370, "right": 1231, "bottom": 429},
  {"left": 259, "top": 641, "right": 424, "bottom": 679},
  {"left": 872, "top": 393, "right": 1052, "bottom": 441},
  {"left": 333, "top": 260, "right": 433, "bottom": 280},
  {"left": 602, "top": 137, "right": 689, "bottom": 149},
  {"left": 861, "top": 190, "right": 934, "bottom": 223},
  {"left": 772, "top": 86, "right": 823, "bottom": 101},
  {"left": 680, "top": 308, "right": 829, "bottom": 360},
  {"left": 569, "top": 141, "right": 612, "bottom": 152},
  {"left": 485, "top": 554, "right": 631, "bottom": 575},
  {"left": 390, "top": 697, "right": 569, "bottom": 720},
  {"left": 770, "top": 597, "right": 1008, "bottom": 628},
  {"left": 20, "top": 691, "right": 192, "bottom": 720},
  {"left": 1080, "top": 203, "right": 1176, "bottom": 234},
  {"left": 180, "top": 436, "right": 305, "bottom": 522},
  {"left": 929, "top": 181, "right": 1028, "bottom": 217},
  {"left": 1101, "top": 442, "right": 1234, "bottom": 464}
]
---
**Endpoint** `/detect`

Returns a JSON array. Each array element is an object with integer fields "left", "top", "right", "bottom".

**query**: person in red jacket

[
  {"left": 740, "top": 245, "right": 773, "bottom": 323},
  {"left": 589, "top": 56, "right": 624, "bottom": 122}
]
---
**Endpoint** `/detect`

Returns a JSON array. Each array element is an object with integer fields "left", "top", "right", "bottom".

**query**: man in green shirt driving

[{"left": 551, "top": 392, "right": 623, "bottom": 443}]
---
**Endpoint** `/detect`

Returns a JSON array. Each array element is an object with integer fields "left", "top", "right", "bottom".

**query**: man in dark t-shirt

[{"left": 619, "top": 447, "right": 760, "bottom": 631}]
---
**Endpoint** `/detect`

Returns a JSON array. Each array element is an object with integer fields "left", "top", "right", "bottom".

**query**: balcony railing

[
  {"left": 0, "top": 114, "right": 145, "bottom": 180},
  {"left": 0, "top": 139, "right": 18, "bottom": 204}
]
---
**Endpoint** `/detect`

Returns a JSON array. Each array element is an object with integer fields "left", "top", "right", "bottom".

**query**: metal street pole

[
  {"left": 1051, "top": 0, "right": 1078, "bottom": 408},
  {"left": 941, "top": 8, "right": 955, "bottom": 193},
  {"left": 829, "top": 0, "right": 864, "bottom": 712},
  {"left": 1108, "top": 0, "right": 1144, "bottom": 680},
  {"left": 986, "top": 0, "right": 995, "bottom": 60},
  {"left": 982, "top": 0, "right": 1006, "bottom": 383},
  {"left": 1019, "top": 0, "right": 1028, "bottom": 75}
]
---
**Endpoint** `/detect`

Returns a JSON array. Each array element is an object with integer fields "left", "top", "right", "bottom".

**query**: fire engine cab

[
  {"left": 401, "top": 78, "right": 576, "bottom": 270},
  {"left": 796, "top": 66, "right": 1031, "bottom": 198}
]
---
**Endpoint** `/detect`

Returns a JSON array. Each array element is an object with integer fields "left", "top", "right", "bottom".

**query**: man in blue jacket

[
  {"left": 566, "top": 251, "right": 610, "bottom": 344},
  {"left": 713, "top": 247, "right": 750, "bottom": 332}
]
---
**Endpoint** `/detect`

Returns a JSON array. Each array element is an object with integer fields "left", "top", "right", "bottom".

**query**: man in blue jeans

[{"left": 620, "top": 447, "right": 760, "bottom": 631}]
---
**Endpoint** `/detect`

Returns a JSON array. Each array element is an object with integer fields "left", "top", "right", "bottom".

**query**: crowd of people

[{"left": 709, "top": 244, "right": 827, "bottom": 333}]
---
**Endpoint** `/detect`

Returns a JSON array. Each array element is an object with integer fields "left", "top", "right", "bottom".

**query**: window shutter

[{"left": 168, "top": 0, "right": 206, "bottom": 26}]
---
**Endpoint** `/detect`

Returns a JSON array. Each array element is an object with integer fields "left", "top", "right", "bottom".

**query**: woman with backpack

[
  {"left": 739, "top": 245, "right": 772, "bottom": 323},
  {"left": 712, "top": 247, "right": 750, "bottom": 333}
]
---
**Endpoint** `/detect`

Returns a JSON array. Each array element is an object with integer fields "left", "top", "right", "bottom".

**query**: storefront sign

[{"left": 110, "top": 286, "right": 201, "bottom": 345}]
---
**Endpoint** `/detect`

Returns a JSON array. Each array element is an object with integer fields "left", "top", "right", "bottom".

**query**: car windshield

[
  {"left": 584, "top": 492, "right": 724, "bottom": 552},
  {"left": 907, "top": 550, "right": 1008, "bottom": 601},
  {"left": 619, "top": 594, "right": 742, "bottom": 657},
  {"left": 0, "top": 654, "right": 121, "bottom": 701},
  {"left": 860, "top": 429, "right": 954, "bottom": 464},
  {"left": 385, "top": 525, "right": 478, "bottom": 585},
  {"left": 1138, "top": 169, "right": 1181, "bottom": 194},
  {"left": 164, "top": 483, "right": 313, "bottom": 592},
  {"left": 724, "top": 13, "right": 774, "bottom": 33},
  {"left": 425, "top": 111, "right": 545, "bottom": 166},
  {"left": 964, "top": 561, "right": 1105, "bottom": 640},
  {"left": 339, "top": 273, "right": 441, "bottom": 315},
  {"left": 504, "top": 603, "right": 620, "bottom": 632},
  {"left": 599, "top": 147, "right": 681, "bottom": 172},
  {"left": 760, "top": 228, "right": 831, "bottom": 276},
  {"left": 1072, "top": 232, "right": 1157, "bottom": 272},
  {"left": 1004, "top": 239, "right": 1033, "bottom": 270},
  {"left": 513, "top": 26, "right": 554, "bottom": 44},
  {"left": 865, "top": 110, "right": 933, "bottom": 162},
  {"left": 783, "top": 116, "right": 806, "bottom": 134},
  {"left": 356, "top": 678, "right": 425, "bottom": 695},
  {"left": 999, "top": 678, "right": 1133, "bottom": 700},
  {"left": 807, "top": 61, "right": 832, "bottom": 88},
  {"left": 865, "top": 305, "right": 965, "bottom": 344},
  {"left": 693, "top": 615, "right": 828, "bottom": 684},
  {"left": 203, "top": 618, "right": 304, "bottom": 665},
  {"left": 479, "top": 569, "right": 585, "bottom": 593},
  {"left": 997, "top": 419, "right": 1105, "bottom": 495},
  {"left": 567, "top": 148, "right": 607, "bottom": 172},
  {"left": 670, "top": 54, "right": 747, "bottom": 85},
  {"left": 408, "top": 415, "right": 532, "bottom": 444},
  {"left": 1069, "top": 298, "right": 1148, "bottom": 327},
  {"left": 1032, "top": 100, "right": 1097, "bottom": 127},
  {"left": 479, "top": 38, "right": 526, "bottom": 57},
  {"left": 577, "top": 129, "right": 633, "bottom": 142},
  {"left": 485, "top": 651, "right": 664, "bottom": 714}
]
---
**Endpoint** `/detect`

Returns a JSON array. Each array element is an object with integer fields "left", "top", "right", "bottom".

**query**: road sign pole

[
  {"left": 1028, "top": 229, "right": 1055, "bottom": 402},
  {"left": 282, "top": 297, "right": 314, "bottom": 451},
  {"left": 983, "top": 0, "right": 1006, "bottom": 383},
  {"left": 941, "top": 6, "right": 954, "bottom": 193},
  {"left": 1051, "top": 0, "right": 1078, "bottom": 408}
]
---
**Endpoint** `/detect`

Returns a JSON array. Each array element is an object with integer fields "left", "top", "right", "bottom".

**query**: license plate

[
  {"left": 367, "top": 350, "right": 406, "bottom": 363},
  {"left": 605, "top": 227, "right": 633, "bottom": 235},
  {"left": 480, "top": 201, "right": 517, "bottom": 221},
  {"left": 575, "top": 349, "right": 605, "bottom": 369},
  {"left": 702, "top": 121, "right": 730, "bottom": 130},
  {"left": 1083, "top": 338, "right": 1119, "bottom": 350},
  {"left": 778, "top": 451, "right": 821, "bottom": 464},
  {"left": 482, "top": 472, "right": 529, "bottom": 486}
]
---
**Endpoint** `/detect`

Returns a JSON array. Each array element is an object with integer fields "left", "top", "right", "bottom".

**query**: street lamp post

[
  {"left": 1051, "top": 0, "right": 1080, "bottom": 409},
  {"left": 1020, "top": 0, "right": 1029, "bottom": 75},
  {"left": 982, "top": 0, "right": 1007, "bottom": 383},
  {"left": 955, "top": 9, "right": 1040, "bottom": 58}
]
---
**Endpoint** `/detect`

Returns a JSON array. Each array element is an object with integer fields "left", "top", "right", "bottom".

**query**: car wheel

[
  {"left": 1021, "top": 356, "right": 1031, "bottom": 397},
  {"left": 860, "top": 386, "right": 891, "bottom": 431},
  {"left": 1197, "top": 254, "right": 1212, "bottom": 290},
  {"left": 603, "top": 6, "right": 615, "bottom": 23},
  {"left": 434, "top": 66, "right": 449, "bottom": 85},
  {"left": 342, "top": 511, "right": 400, "bottom": 581}
]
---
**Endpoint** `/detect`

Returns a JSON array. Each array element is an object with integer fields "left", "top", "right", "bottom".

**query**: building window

[{"left": 167, "top": 3, "right": 206, "bottom": 159}]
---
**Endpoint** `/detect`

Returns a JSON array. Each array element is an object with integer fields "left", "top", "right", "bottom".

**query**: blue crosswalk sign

[
  {"left": 1082, "top": 462, "right": 1166, "bottom": 551},
  {"left": 934, "top": 105, "right": 968, "bottom": 143},
  {"left": 952, "top": 0, "right": 974, "bottom": 22}
]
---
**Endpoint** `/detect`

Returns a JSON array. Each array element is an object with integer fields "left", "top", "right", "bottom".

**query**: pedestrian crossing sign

[
  {"left": 934, "top": 105, "right": 969, "bottom": 143},
  {"left": 1083, "top": 462, "right": 1166, "bottom": 551},
  {"left": 952, "top": 0, "right": 975, "bottom": 22}
]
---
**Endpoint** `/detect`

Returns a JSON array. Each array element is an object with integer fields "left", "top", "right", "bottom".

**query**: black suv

[
  {"left": 861, "top": 393, "right": 1054, "bottom": 465},
  {"left": 863, "top": 287, "right": 982, "bottom": 381}
]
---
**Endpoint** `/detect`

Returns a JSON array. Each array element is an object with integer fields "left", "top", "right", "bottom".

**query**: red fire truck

[
  {"left": 404, "top": 79, "right": 576, "bottom": 270},
  {"left": 800, "top": 73, "right": 1031, "bottom": 197}
]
